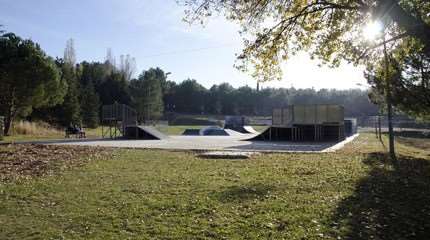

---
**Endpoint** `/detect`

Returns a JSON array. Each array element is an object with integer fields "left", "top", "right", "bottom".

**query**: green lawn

[{"left": 1, "top": 133, "right": 429, "bottom": 239}]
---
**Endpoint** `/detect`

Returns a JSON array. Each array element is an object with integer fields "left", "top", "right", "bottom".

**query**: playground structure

[
  {"left": 101, "top": 103, "right": 167, "bottom": 140},
  {"left": 102, "top": 103, "right": 137, "bottom": 138},
  {"left": 251, "top": 104, "right": 346, "bottom": 142}
]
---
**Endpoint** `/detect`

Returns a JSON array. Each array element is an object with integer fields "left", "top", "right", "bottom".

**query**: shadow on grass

[
  {"left": 213, "top": 183, "right": 275, "bottom": 203},
  {"left": 393, "top": 130, "right": 430, "bottom": 139},
  {"left": 330, "top": 152, "right": 430, "bottom": 239},
  {"left": 390, "top": 130, "right": 430, "bottom": 150}
]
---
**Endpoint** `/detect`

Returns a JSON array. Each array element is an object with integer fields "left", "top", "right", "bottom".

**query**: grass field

[{"left": 0, "top": 132, "right": 429, "bottom": 239}]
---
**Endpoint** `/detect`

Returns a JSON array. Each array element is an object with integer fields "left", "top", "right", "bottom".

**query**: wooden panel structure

[
  {"left": 272, "top": 109, "right": 283, "bottom": 126},
  {"left": 273, "top": 104, "right": 344, "bottom": 126},
  {"left": 326, "top": 105, "right": 343, "bottom": 123},
  {"left": 293, "top": 105, "right": 306, "bottom": 125},
  {"left": 265, "top": 104, "right": 346, "bottom": 142}
]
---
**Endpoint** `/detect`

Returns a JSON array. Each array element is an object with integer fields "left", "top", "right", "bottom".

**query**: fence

[{"left": 360, "top": 115, "right": 430, "bottom": 131}]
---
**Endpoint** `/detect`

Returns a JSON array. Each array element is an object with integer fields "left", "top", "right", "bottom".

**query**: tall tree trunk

[
  {"left": 378, "top": 113, "right": 382, "bottom": 140},
  {"left": 3, "top": 111, "right": 12, "bottom": 136},
  {"left": 383, "top": 33, "right": 397, "bottom": 161},
  {"left": 387, "top": 96, "right": 396, "bottom": 160}
]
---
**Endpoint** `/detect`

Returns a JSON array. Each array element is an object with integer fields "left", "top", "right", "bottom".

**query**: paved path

[{"left": 54, "top": 134, "right": 359, "bottom": 153}]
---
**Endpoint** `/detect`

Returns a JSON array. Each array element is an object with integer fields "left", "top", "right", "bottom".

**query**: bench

[{"left": 65, "top": 127, "right": 86, "bottom": 138}]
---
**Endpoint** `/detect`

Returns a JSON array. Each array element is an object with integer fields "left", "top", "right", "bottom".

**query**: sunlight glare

[{"left": 363, "top": 21, "right": 383, "bottom": 41}]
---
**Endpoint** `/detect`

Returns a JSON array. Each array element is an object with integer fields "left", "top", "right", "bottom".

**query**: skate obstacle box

[
  {"left": 224, "top": 116, "right": 258, "bottom": 134},
  {"left": 200, "top": 126, "right": 229, "bottom": 136},
  {"left": 182, "top": 129, "right": 201, "bottom": 136},
  {"left": 344, "top": 118, "right": 358, "bottom": 137},
  {"left": 251, "top": 104, "right": 346, "bottom": 142},
  {"left": 101, "top": 103, "right": 167, "bottom": 140}
]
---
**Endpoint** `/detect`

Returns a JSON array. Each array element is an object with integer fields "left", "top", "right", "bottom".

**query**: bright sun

[{"left": 363, "top": 21, "right": 383, "bottom": 41}]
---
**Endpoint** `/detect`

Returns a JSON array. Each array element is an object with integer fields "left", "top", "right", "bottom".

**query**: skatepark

[{"left": 56, "top": 103, "right": 358, "bottom": 152}]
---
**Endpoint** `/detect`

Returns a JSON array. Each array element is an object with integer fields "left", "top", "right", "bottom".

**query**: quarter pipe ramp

[{"left": 125, "top": 126, "right": 168, "bottom": 140}]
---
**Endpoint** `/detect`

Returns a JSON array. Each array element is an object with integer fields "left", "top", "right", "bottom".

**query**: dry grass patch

[{"left": 0, "top": 144, "right": 112, "bottom": 182}]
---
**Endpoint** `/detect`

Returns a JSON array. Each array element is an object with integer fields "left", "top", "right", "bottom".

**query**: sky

[{"left": 1, "top": 0, "right": 369, "bottom": 90}]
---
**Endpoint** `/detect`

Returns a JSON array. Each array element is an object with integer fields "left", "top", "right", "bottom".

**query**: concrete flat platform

[{"left": 54, "top": 134, "right": 359, "bottom": 153}]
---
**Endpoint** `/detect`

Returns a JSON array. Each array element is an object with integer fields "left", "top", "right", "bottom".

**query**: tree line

[{"left": 1, "top": 30, "right": 378, "bottom": 135}]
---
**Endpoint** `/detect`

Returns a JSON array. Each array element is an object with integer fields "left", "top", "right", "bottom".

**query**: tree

[
  {"left": 130, "top": 68, "right": 165, "bottom": 121},
  {"left": 58, "top": 60, "right": 81, "bottom": 126},
  {"left": 216, "top": 83, "right": 235, "bottom": 114},
  {"left": 182, "top": 0, "right": 430, "bottom": 108},
  {"left": 173, "top": 79, "right": 207, "bottom": 114},
  {"left": 119, "top": 54, "right": 136, "bottom": 81},
  {"left": 78, "top": 61, "right": 110, "bottom": 89},
  {"left": 98, "top": 72, "right": 131, "bottom": 105},
  {"left": 163, "top": 80, "right": 177, "bottom": 112},
  {"left": 105, "top": 48, "right": 116, "bottom": 73},
  {"left": 367, "top": 44, "right": 430, "bottom": 120},
  {"left": 57, "top": 39, "right": 81, "bottom": 126},
  {"left": 80, "top": 80, "right": 100, "bottom": 128},
  {"left": 0, "top": 33, "right": 66, "bottom": 135},
  {"left": 64, "top": 38, "right": 76, "bottom": 66}
]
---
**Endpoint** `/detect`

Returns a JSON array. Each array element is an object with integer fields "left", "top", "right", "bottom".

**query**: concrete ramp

[
  {"left": 248, "top": 127, "right": 293, "bottom": 141},
  {"left": 125, "top": 126, "right": 168, "bottom": 140},
  {"left": 224, "top": 125, "right": 259, "bottom": 134},
  {"left": 242, "top": 126, "right": 259, "bottom": 134},
  {"left": 249, "top": 125, "right": 345, "bottom": 142},
  {"left": 224, "top": 129, "right": 244, "bottom": 136}
]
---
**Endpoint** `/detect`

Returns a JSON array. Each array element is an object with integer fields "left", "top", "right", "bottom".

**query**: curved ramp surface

[
  {"left": 224, "top": 126, "right": 260, "bottom": 134},
  {"left": 242, "top": 126, "right": 259, "bottom": 134},
  {"left": 125, "top": 126, "right": 168, "bottom": 140},
  {"left": 248, "top": 127, "right": 293, "bottom": 141}
]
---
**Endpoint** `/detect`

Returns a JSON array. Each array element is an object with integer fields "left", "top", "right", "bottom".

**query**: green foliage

[
  {"left": 163, "top": 81, "right": 377, "bottom": 117},
  {"left": 366, "top": 46, "right": 430, "bottom": 119},
  {"left": 58, "top": 62, "right": 81, "bottom": 126},
  {"left": 0, "top": 33, "right": 66, "bottom": 135},
  {"left": 80, "top": 80, "right": 100, "bottom": 128},
  {"left": 170, "top": 79, "right": 207, "bottom": 114},
  {"left": 182, "top": 0, "right": 430, "bottom": 117},
  {"left": 183, "top": 0, "right": 430, "bottom": 77},
  {"left": 98, "top": 72, "right": 131, "bottom": 105},
  {"left": 130, "top": 68, "right": 165, "bottom": 121}
]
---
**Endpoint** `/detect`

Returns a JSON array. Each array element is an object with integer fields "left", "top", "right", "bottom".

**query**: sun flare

[{"left": 363, "top": 21, "right": 383, "bottom": 40}]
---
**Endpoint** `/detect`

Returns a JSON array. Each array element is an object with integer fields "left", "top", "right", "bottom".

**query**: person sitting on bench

[{"left": 65, "top": 124, "right": 86, "bottom": 138}]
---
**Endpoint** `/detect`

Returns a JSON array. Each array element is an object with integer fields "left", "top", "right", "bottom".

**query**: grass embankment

[
  {"left": 2, "top": 122, "right": 104, "bottom": 143},
  {"left": 2, "top": 121, "right": 64, "bottom": 142},
  {"left": 0, "top": 133, "right": 429, "bottom": 239}
]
